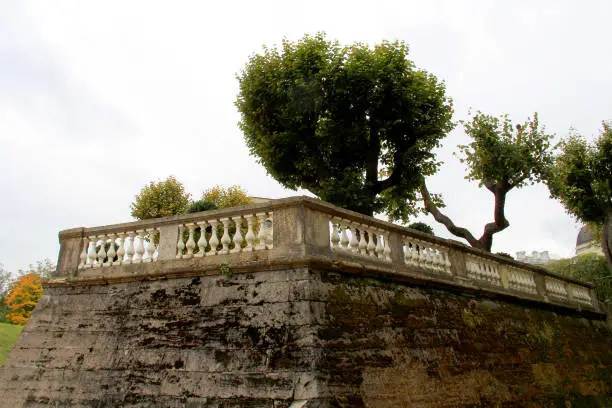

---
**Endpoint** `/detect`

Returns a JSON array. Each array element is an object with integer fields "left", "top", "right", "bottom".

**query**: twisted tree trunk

[{"left": 420, "top": 179, "right": 510, "bottom": 252}]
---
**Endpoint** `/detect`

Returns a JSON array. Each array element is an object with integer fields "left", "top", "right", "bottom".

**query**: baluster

[
  {"left": 349, "top": 223, "right": 360, "bottom": 253},
  {"left": 265, "top": 212, "right": 274, "bottom": 249},
  {"left": 408, "top": 238, "right": 419, "bottom": 266},
  {"left": 220, "top": 218, "right": 231, "bottom": 254},
  {"left": 124, "top": 232, "right": 135, "bottom": 264},
  {"left": 375, "top": 230, "right": 384, "bottom": 258},
  {"left": 255, "top": 213, "right": 267, "bottom": 250},
  {"left": 403, "top": 239, "right": 411, "bottom": 265},
  {"left": 330, "top": 220, "right": 340, "bottom": 249},
  {"left": 442, "top": 251, "right": 451, "bottom": 274},
  {"left": 153, "top": 242, "right": 159, "bottom": 261},
  {"left": 133, "top": 230, "right": 145, "bottom": 263},
  {"left": 123, "top": 231, "right": 134, "bottom": 264},
  {"left": 96, "top": 236, "right": 106, "bottom": 267},
  {"left": 144, "top": 228, "right": 156, "bottom": 262},
  {"left": 431, "top": 246, "right": 441, "bottom": 271},
  {"left": 417, "top": 242, "right": 428, "bottom": 268},
  {"left": 340, "top": 222, "right": 350, "bottom": 250},
  {"left": 106, "top": 234, "right": 116, "bottom": 266},
  {"left": 196, "top": 221, "right": 208, "bottom": 257},
  {"left": 231, "top": 216, "right": 243, "bottom": 253},
  {"left": 176, "top": 225, "right": 185, "bottom": 259},
  {"left": 435, "top": 249, "right": 443, "bottom": 271},
  {"left": 383, "top": 233, "right": 392, "bottom": 262},
  {"left": 79, "top": 237, "right": 88, "bottom": 269},
  {"left": 469, "top": 260, "right": 475, "bottom": 279},
  {"left": 244, "top": 215, "right": 255, "bottom": 251},
  {"left": 426, "top": 247, "right": 435, "bottom": 270},
  {"left": 366, "top": 229, "right": 376, "bottom": 257},
  {"left": 208, "top": 220, "right": 219, "bottom": 256},
  {"left": 115, "top": 233, "right": 125, "bottom": 265},
  {"left": 407, "top": 240, "right": 416, "bottom": 266},
  {"left": 358, "top": 226, "right": 368, "bottom": 255},
  {"left": 185, "top": 223, "right": 197, "bottom": 258},
  {"left": 86, "top": 236, "right": 96, "bottom": 267}
]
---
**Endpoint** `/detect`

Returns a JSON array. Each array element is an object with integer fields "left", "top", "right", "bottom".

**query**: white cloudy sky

[{"left": 1, "top": 0, "right": 610, "bottom": 272}]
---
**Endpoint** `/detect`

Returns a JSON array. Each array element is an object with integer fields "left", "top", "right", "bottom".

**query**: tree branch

[{"left": 420, "top": 179, "right": 480, "bottom": 247}]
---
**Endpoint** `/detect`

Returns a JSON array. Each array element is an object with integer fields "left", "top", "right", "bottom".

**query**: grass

[{"left": 0, "top": 322, "right": 23, "bottom": 367}]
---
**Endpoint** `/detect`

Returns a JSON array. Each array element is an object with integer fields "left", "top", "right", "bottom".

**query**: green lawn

[{"left": 0, "top": 322, "right": 23, "bottom": 367}]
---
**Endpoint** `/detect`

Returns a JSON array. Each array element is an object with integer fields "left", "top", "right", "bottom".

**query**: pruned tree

[
  {"left": 130, "top": 176, "right": 191, "bottom": 220},
  {"left": 408, "top": 222, "right": 434, "bottom": 236},
  {"left": 236, "top": 33, "right": 453, "bottom": 220},
  {"left": 421, "top": 112, "right": 554, "bottom": 252},
  {"left": 201, "top": 185, "right": 251, "bottom": 209},
  {"left": 3, "top": 259, "right": 53, "bottom": 325},
  {"left": 5, "top": 273, "right": 43, "bottom": 325},
  {"left": 546, "top": 123, "right": 612, "bottom": 269}
]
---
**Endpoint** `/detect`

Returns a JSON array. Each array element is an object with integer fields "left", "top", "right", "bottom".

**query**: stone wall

[{"left": 1, "top": 267, "right": 611, "bottom": 407}]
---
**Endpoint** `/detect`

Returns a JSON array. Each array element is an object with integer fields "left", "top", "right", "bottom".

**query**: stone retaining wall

[{"left": 1, "top": 267, "right": 610, "bottom": 407}]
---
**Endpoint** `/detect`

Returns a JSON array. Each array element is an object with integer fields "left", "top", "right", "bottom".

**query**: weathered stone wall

[
  {"left": 314, "top": 271, "right": 612, "bottom": 407},
  {"left": 1, "top": 268, "right": 611, "bottom": 407}
]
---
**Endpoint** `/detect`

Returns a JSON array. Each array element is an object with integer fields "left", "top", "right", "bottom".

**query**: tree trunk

[
  {"left": 420, "top": 179, "right": 510, "bottom": 253},
  {"left": 602, "top": 208, "right": 612, "bottom": 270}
]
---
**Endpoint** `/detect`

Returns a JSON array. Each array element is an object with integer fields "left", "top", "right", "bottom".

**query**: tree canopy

[
  {"left": 547, "top": 123, "right": 612, "bottom": 268},
  {"left": 421, "top": 113, "right": 554, "bottom": 251},
  {"left": 237, "top": 33, "right": 453, "bottom": 219},
  {"left": 4, "top": 273, "right": 42, "bottom": 325},
  {"left": 2, "top": 259, "right": 54, "bottom": 325},
  {"left": 130, "top": 176, "right": 191, "bottom": 220},
  {"left": 201, "top": 185, "right": 251, "bottom": 209},
  {"left": 407, "top": 222, "right": 434, "bottom": 236}
]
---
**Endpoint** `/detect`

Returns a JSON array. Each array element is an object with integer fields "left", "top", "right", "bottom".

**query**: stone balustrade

[{"left": 55, "top": 196, "right": 603, "bottom": 315}]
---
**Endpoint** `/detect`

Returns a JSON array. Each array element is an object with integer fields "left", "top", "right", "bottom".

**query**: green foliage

[
  {"left": 0, "top": 302, "right": 9, "bottom": 324},
  {"left": 545, "top": 253, "right": 611, "bottom": 302},
  {"left": 237, "top": 33, "right": 454, "bottom": 220},
  {"left": 547, "top": 123, "right": 611, "bottom": 223},
  {"left": 458, "top": 112, "right": 554, "bottom": 189},
  {"left": 0, "top": 322, "right": 23, "bottom": 367},
  {"left": 188, "top": 199, "right": 218, "bottom": 213},
  {"left": 407, "top": 222, "right": 434, "bottom": 235},
  {"left": 547, "top": 123, "right": 612, "bottom": 267},
  {"left": 201, "top": 185, "right": 251, "bottom": 209},
  {"left": 130, "top": 176, "right": 191, "bottom": 220}
]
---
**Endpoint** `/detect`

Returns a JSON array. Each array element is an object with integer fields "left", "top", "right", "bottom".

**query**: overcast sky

[{"left": 0, "top": 0, "right": 610, "bottom": 272}]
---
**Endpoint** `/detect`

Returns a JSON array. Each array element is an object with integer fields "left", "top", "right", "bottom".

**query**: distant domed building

[{"left": 576, "top": 224, "right": 603, "bottom": 256}]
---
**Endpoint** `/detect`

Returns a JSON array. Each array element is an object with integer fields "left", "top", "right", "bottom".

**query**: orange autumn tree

[{"left": 5, "top": 273, "right": 43, "bottom": 325}]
